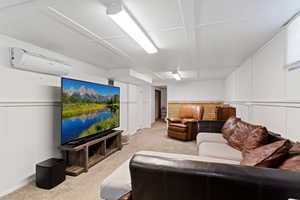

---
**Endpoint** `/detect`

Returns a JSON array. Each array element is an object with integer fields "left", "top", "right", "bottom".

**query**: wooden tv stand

[{"left": 60, "top": 130, "right": 123, "bottom": 176}]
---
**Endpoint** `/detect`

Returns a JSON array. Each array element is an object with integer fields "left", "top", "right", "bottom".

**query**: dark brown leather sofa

[
  {"left": 129, "top": 154, "right": 300, "bottom": 200},
  {"left": 127, "top": 120, "right": 300, "bottom": 200},
  {"left": 167, "top": 104, "right": 204, "bottom": 141}
]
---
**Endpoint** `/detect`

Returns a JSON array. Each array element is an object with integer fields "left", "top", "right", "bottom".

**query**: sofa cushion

[
  {"left": 168, "top": 117, "right": 181, "bottom": 123},
  {"left": 169, "top": 123, "right": 187, "bottom": 128},
  {"left": 135, "top": 151, "right": 240, "bottom": 165},
  {"left": 221, "top": 116, "right": 240, "bottom": 140},
  {"left": 227, "top": 120, "right": 260, "bottom": 151},
  {"left": 101, "top": 159, "right": 131, "bottom": 200},
  {"left": 198, "top": 142, "right": 243, "bottom": 161},
  {"left": 196, "top": 133, "right": 226, "bottom": 146},
  {"left": 240, "top": 140, "right": 292, "bottom": 168},
  {"left": 242, "top": 127, "right": 269, "bottom": 155},
  {"left": 100, "top": 151, "right": 239, "bottom": 200}
]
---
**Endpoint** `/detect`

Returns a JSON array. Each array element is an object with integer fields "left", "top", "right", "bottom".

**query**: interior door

[{"left": 155, "top": 90, "right": 161, "bottom": 120}]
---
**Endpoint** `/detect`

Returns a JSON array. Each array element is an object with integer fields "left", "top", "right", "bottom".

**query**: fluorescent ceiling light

[
  {"left": 107, "top": 2, "right": 158, "bottom": 54},
  {"left": 173, "top": 72, "right": 181, "bottom": 81}
]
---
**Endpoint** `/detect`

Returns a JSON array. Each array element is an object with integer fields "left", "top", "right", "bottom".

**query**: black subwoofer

[{"left": 36, "top": 158, "right": 65, "bottom": 189}]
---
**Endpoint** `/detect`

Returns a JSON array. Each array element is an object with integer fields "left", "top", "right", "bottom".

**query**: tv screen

[{"left": 61, "top": 78, "right": 120, "bottom": 145}]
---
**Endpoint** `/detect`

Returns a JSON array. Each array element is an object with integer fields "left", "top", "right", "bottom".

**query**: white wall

[
  {"left": 0, "top": 34, "right": 108, "bottom": 197},
  {"left": 225, "top": 26, "right": 300, "bottom": 141},
  {"left": 0, "top": 35, "right": 151, "bottom": 196},
  {"left": 167, "top": 80, "right": 225, "bottom": 102}
]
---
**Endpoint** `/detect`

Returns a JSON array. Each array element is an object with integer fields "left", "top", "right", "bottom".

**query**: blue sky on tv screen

[{"left": 62, "top": 78, "right": 120, "bottom": 96}]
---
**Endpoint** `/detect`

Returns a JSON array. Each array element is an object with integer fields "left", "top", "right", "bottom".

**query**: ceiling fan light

[{"left": 173, "top": 72, "right": 181, "bottom": 80}]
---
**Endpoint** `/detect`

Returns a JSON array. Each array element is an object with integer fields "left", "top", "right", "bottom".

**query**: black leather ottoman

[{"left": 36, "top": 158, "right": 65, "bottom": 189}]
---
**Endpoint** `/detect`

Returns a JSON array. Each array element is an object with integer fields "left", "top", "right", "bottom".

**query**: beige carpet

[{"left": 1, "top": 122, "right": 197, "bottom": 200}]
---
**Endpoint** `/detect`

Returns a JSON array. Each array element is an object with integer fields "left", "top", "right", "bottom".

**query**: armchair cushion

[
  {"left": 181, "top": 118, "right": 197, "bottom": 124},
  {"left": 167, "top": 117, "right": 181, "bottom": 123}
]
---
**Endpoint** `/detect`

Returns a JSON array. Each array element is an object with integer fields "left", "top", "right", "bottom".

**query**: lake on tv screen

[{"left": 61, "top": 79, "right": 120, "bottom": 144}]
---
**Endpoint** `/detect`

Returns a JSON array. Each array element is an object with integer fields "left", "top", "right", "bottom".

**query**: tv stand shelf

[{"left": 60, "top": 130, "right": 122, "bottom": 176}]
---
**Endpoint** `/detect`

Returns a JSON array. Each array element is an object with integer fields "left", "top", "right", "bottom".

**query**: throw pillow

[
  {"left": 221, "top": 116, "right": 241, "bottom": 140},
  {"left": 240, "top": 140, "right": 292, "bottom": 168},
  {"left": 227, "top": 120, "right": 260, "bottom": 151},
  {"left": 242, "top": 127, "right": 269, "bottom": 156},
  {"left": 278, "top": 154, "right": 300, "bottom": 172},
  {"left": 290, "top": 142, "right": 300, "bottom": 153}
]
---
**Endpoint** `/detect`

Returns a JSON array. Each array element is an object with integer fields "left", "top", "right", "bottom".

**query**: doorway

[{"left": 155, "top": 90, "right": 161, "bottom": 120}]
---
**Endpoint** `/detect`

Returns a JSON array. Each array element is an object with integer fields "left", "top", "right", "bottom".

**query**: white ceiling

[{"left": 0, "top": 0, "right": 299, "bottom": 81}]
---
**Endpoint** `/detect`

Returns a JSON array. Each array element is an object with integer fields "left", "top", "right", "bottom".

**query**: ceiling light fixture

[
  {"left": 172, "top": 71, "right": 181, "bottom": 81},
  {"left": 106, "top": 1, "right": 158, "bottom": 54}
]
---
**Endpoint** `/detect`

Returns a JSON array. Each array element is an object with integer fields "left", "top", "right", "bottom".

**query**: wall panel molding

[
  {"left": 0, "top": 101, "right": 60, "bottom": 107},
  {"left": 226, "top": 101, "right": 300, "bottom": 108}
]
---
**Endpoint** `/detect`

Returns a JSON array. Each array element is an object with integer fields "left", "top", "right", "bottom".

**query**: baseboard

[{"left": 0, "top": 174, "right": 35, "bottom": 197}]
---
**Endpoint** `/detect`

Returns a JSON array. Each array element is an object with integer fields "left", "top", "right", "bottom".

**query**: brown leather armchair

[{"left": 167, "top": 105, "right": 204, "bottom": 141}]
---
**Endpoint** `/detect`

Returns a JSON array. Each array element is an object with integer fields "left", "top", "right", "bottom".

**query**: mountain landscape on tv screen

[
  {"left": 61, "top": 79, "right": 120, "bottom": 144},
  {"left": 63, "top": 86, "right": 118, "bottom": 103}
]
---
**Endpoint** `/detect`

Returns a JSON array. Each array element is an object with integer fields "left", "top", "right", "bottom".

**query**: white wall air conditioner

[{"left": 10, "top": 48, "right": 71, "bottom": 76}]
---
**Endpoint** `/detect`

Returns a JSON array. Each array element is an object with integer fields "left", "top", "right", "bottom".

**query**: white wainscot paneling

[
  {"left": 0, "top": 68, "right": 60, "bottom": 103},
  {"left": 225, "top": 72, "right": 236, "bottom": 101},
  {"left": 128, "top": 84, "right": 138, "bottom": 135},
  {"left": 252, "top": 30, "right": 286, "bottom": 101},
  {"left": 114, "top": 81, "right": 128, "bottom": 133},
  {"left": 251, "top": 105, "right": 286, "bottom": 136},
  {"left": 136, "top": 87, "right": 144, "bottom": 130},
  {"left": 141, "top": 86, "right": 152, "bottom": 128},
  {"left": 286, "top": 68, "right": 300, "bottom": 101},
  {"left": 236, "top": 104, "right": 250, "bottom": 122},
  {"left": 286, "top": 108, "right": 300, "bottom": 141},
  {"left": 236, "top": 58, "right": 252, "bottom": 101},
  {"left": 0, "top": 106, "right": 61, "bottom": 196}
]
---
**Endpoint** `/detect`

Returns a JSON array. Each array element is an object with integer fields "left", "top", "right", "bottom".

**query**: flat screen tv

[{"left": 61, "top": 78, "right": 120, "bottom": 145}]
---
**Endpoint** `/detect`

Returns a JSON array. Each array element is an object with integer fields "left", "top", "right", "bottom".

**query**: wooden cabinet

[{"left": 216, "top": 106, "right": 236, "bottom": 121}]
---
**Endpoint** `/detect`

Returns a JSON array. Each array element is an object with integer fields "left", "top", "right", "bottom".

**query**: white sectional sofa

[{"left": 100, "top": 132, "right": 241, "bottom": 200}]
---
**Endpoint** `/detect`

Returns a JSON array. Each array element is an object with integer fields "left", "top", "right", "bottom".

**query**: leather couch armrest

[
  {"left": 198, "top": 120, "right": 226, "bottom": 133},
  {"left": 130, "top": 154, "right": 300, "bottom": 200},
  {"left": 167, "top": 117, "right": 181, "bottom": 123}
]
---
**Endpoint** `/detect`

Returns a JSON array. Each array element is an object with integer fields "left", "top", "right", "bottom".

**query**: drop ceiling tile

[
  {"left": 195, "top": 0, "right": 300, "bottom": 25},
  {"left": 124, "top": 0, "right": 183, "bottom": 31},
  {"left": 195, "top": 20, "right": 273, "bottom": 68},
  {"left": 0, "top": 0, "right": 33, "bottom": 9},
  {"left": 50, "top": 0, "right": 124, "bottom": 38},
  {"left": 0, "top": 8, "right": 130, "bottom": 69}
]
